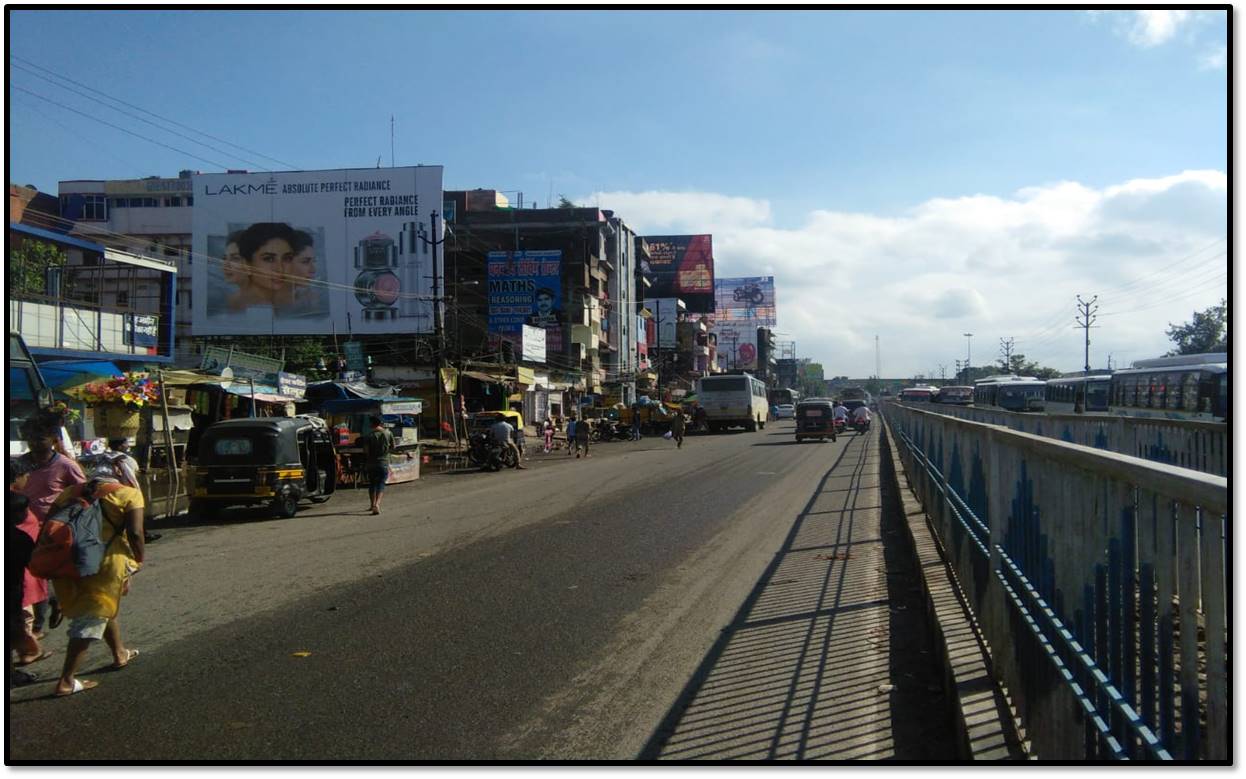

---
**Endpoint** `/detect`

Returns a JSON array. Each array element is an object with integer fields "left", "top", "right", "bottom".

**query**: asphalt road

[{"left": 8, "top": 422, "right": 954, "bottom": 761}]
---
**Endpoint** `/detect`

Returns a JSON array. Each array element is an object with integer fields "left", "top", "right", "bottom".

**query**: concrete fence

[
  {"left": 909, "top": 403, "right": 1227, "bottom": 477},
  {"left": 883, "top": 402, "right": 1228, "bottom": 761}
]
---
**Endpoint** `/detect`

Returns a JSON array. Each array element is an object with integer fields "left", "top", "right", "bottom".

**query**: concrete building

[{"left": 58, "top": 173, "right": 196, "bottom": 346}]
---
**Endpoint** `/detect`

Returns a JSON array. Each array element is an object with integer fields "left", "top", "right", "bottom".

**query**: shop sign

[{"left": 277, "top": 372, "right": 306, "bottom": 399}]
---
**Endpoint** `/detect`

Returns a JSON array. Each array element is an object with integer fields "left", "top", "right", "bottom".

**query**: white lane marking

[{"left": 757, "top": 471, "right": 777, "bottom": 475}]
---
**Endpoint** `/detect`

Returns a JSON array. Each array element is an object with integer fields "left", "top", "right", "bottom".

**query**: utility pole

[
  {"left": 938, "top": 363, "right": 947, "bottom": 382},
  {"left": 417, "top": 211, "right": 448, "bottom": 437},
  {"left": 963, "top": 333, "right": 973, "bottom": 376},
  {"left": 1074, "top": 294, "right": 1098, "bottom": 413},
  {"left": 875, "top": 334, "right": 881, "bottom": 380},
  {"left": 999, "top": 337, "right": 1015, "bottom": 372}
]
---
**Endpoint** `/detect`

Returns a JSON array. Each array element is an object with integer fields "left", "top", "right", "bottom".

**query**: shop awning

[
  {"left": 460, "top": 370, "right": 509, "bottom": 384},
  {"left": 222, "top": 384, "right": 294, "bottom": 404},
  {"left": 37, "top": 360, "right": 124, "bottom": 391}
]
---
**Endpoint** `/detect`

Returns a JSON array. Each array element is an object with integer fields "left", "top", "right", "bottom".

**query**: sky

[{"left": 7, "top": 8, "right": 1229, "bottom": 378}]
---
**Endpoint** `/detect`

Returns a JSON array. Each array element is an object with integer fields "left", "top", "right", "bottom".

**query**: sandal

[
  {"left": 55, "top": 678, "right": 99, "bottom": 697},
  {"left": 110, "top": 648, "right": 140, "bottom": 670},
  {"left": 14, "top": 650, "right": 53, "bottom": 667}
]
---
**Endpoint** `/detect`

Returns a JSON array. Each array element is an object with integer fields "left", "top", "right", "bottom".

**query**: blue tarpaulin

[{"left": 36, "top": 360, "right": 124, "bottom": 390}]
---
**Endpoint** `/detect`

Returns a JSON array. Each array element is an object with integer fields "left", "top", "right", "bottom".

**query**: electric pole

[
  {"left": 963, "top": 333, "right": 973, "bottom": 375},
  {"left": 938, "top": 363, "right": 947, "bottom": 382},
  {"left": 999, "top": 337, "right": 1015, "bottom": 372},
  {"left": 1074, "top": 294, "right": 1098, "bottom": 413},
  {"left": 417, "top": 211, "right": 448, "bottom": 437}
]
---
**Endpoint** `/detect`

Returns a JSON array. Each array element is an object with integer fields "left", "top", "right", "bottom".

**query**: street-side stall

[
  {"left": 316, "top": 397, "right": 423, "bottom": 487},
  {"left": 67, "top": 370, "right": 195, "bottom": 522}
]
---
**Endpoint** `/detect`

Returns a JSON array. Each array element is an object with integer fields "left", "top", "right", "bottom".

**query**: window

[
  {"left": 213, "top": 438, "right": 253, "bottom": 456},
  {"left": 82, "top": 194, "right": 107, "bottom": 221},
  {"left": 116, "top": 290, "right": 129, "bottom": 307},
  {"left": 109, "top": 197, "right": 126, "bottom": 209},
  {"left": 186, "top": 196, "right": 193, "bottom": 206}
]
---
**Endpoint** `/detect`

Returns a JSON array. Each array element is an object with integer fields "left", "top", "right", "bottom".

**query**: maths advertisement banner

[
  {"left": 191, "top": 166, "right": 444, "bottom": 336},
  {"left": 639, "top": 234, "right": 715, "bottom": 314},
  {"left": 487, "top": 250, "right": 563, "bottom": 355}
]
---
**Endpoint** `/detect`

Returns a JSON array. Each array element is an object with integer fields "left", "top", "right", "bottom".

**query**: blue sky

[{"left": 8, "top": 9, "right": 1229, "bottom": 376}]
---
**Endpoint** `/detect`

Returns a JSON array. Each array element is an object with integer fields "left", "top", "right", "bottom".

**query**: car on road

[{"left": 773, "top": 403, "right": 795, "bottom": 420}]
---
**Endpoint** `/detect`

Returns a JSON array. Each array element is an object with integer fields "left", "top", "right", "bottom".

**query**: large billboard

[
  {"left": 640, "top": 234, "right": 715, "bottom": 314},
  {"left": 191, "top": 166, "right": 443, "bottom": 335},
  {"left": 652, "top": 298, "right": 680, "bottom": 348},
  {"left": 714, "top": 325, "right": 757, "bottom": 371},
  {"left": 487, "top": 250, "right": 563, "bottom": 355},
  {"left": 714, "top": 276, "right": 776, "bottom": 327}
]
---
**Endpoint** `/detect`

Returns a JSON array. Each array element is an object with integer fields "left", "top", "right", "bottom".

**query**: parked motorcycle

[{"left": 468, "top": 431, "right": 517, "bottom": 471}]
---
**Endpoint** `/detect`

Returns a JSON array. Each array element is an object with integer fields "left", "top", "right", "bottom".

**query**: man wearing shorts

[{"left": 361, "top": 416, "right": 394, "bottom": 515}]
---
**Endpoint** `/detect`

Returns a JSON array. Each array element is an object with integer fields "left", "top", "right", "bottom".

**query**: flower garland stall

[{"left": 78, "top": 373, "right": 162, "bottom": 439}]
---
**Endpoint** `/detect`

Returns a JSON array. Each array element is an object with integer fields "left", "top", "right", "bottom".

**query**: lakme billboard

[
  {"left": 487, "top": 250, "right": 563, "bottom": 355},
  {"left": 191, "top": 166, "right": 444, "bottom": 335},
  {"left": 640, "top": 234, "right": 715, "bottom": 314}
]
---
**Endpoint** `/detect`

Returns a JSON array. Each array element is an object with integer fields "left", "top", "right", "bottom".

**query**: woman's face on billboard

[
  {"left": 247, "top": 237, "right": 293, "bottom": 292},
  {"left": 285, "top": 246, "right": 316, "bottom": 283},
  {"left": 223, "top": 241, "right": 244, "bottom": 283}
]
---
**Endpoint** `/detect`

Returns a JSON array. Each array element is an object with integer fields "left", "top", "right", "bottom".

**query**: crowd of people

[{"left": 8, "top": 414, "right": 148, "bottom": 696}]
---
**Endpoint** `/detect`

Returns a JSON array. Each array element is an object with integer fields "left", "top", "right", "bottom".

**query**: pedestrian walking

[
  {"left": 574, "top": 416, "right": 591, "bottom": 458},
  {"left": 9, "top": 461, "right": 43, "bottom": 686},
  {"left": 46, "top": 474, "right": 146, "bottom": 697},
  {"left": 361, "top": 416, "right": 395, "bottom": 515},
  {"left": 566, "top": 418, "right": 577, "bottom": 457},
  {"left": 542, "top": 418, "right": 555, "bottom": 453},
  {"left": 630, "top": 412, "right": 642, "bottom": 441},
  {"left": 15, "top": 417, "right": 86, "bottom": 637},
  {"left": 670, "top": 412, "right": 686, "bottom": 449}
]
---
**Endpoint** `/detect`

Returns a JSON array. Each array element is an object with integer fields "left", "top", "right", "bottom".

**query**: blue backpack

[{"left": 29, "top": 481, "right": 125, "bottom": 580}]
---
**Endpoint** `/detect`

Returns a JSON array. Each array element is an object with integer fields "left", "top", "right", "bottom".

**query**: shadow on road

[{"left": 638, "top": 430, "right": 956, "bottom": 761}]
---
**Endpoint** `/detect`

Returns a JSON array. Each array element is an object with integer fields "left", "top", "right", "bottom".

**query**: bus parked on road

[
  {"left": 932, "top": 385, "right": 974, "bottom": 405},
  {"left": 1045, "top": 374, "right": 1111, "bottom": 414},
  {"left": 897, "top": 386, "right": 937, "bottom": 403},
  {"left": 697, "top": 373, "right": 770, "bottom": 432},
  {"left": 974, "top": 375, "right": 1046, "bottom": 412},
  {"left": 1106, "top": 353, "right": 1227, "bottom": 421}
]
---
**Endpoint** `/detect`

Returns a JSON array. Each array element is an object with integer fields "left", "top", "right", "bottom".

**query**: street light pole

[{"left": 963, "top": 333, "right": 973, "bottom": 376}]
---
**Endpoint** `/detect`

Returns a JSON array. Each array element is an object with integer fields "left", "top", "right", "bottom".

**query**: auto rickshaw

[
  {"left": 190, "top": 416, "right": 337, "bottom": 518},
  {"left": 794, "top": 399, "right": 837, "bottom": 443}
]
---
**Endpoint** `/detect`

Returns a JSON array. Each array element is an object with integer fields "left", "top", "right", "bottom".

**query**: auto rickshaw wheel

[{"left": 273, "top": 493, "right": 299, "bottom": 518}]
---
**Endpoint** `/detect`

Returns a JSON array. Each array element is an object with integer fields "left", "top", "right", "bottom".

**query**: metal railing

[
  {"left": 910, "top": 402, "right": 1227, "bottom": 477},
  {"left": 883, "top": 402, "right": 1227, "bottom": 761}
]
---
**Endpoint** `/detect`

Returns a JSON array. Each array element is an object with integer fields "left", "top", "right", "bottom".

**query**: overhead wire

[{"left": 9, "top": 53, "right": 298, "bottom": 170}]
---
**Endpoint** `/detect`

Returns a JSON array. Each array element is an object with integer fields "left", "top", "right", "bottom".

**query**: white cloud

[
  {"left": 580, "top": 171, "right": 1227, "bottom": 378},
  {"left": 1125, "top": 10, "right": 1193, "bottom": 47},
  {"left": 1199, "top": 44, "right": 1227, "bottom": 70}
]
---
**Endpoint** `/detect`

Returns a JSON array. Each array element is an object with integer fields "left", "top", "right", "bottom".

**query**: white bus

[{"left": 697, "top": 373, "right": 770, "bottom": 432}]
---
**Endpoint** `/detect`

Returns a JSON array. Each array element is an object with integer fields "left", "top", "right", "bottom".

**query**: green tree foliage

[
  {"left": 1165, "top": 298, "right": 1227, "bottom": 355},
  {"left": 864, "top": 378, "right": 882, "bottom": 395},
  {"left": 10, "top": 238, "right": 67, "bottom": 297},
  {"left": 556, "top": 195, "right": 577, "bottom": 209}
]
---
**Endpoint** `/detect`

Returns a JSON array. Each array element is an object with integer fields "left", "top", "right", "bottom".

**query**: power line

[
  {"left": 9, "top": 53, "right": 298, "bottom": 170},
  {"left": 11, "top": 84, "right": 232, "bottom": 170},
  {"left": 11, "top": 62, "right": 278, "bottom": 172}
]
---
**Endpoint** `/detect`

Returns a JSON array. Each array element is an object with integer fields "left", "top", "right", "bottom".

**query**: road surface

[{"left": 8, "top": 421, "right": 955, "bottom": 761}]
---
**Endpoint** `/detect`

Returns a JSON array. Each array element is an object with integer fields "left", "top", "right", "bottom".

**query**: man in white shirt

[
  {"left": 852, "top": 404, "right": 871, "bottom": 427},
  {"left": 832, "top": 402, "right": 849, "bottom": 425}
]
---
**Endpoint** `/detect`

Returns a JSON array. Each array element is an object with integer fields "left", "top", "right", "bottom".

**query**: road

[{"left": 8, "top": 421, "right": 955, "bottom": 761}]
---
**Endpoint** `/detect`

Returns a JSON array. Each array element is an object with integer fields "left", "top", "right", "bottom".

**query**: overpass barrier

[
  {"left": 883, "top": 402, "right": 1227, "bottom": 761},
  {"left": 907, "top": 403, "right": 1227, "bottom": 477}
]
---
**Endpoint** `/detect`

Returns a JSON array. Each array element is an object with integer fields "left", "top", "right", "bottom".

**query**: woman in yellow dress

[{"left": 48, "top": 473, "right": 146, "bottom": 697}]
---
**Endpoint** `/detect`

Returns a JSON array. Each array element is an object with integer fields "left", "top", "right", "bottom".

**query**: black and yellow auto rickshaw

[
  {"left": 190, "top": 417, "right": 337, "bottom": 518},
  {"left": 795, "top": 399, "right": 836, "bottom": 443}
]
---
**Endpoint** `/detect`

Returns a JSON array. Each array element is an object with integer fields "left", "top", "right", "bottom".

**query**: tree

[
  {"left": 556, "top": 195, "right": 577, "bottom": 209},
  {"left": 10, "top": 238, "right": 67, "bottom": 297},
  {"left": 1166, "top": 298, "right": 1226, "bottom": 355},
  {"left": 864, "top": 378, "right": 882, "bottom": 396}
]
